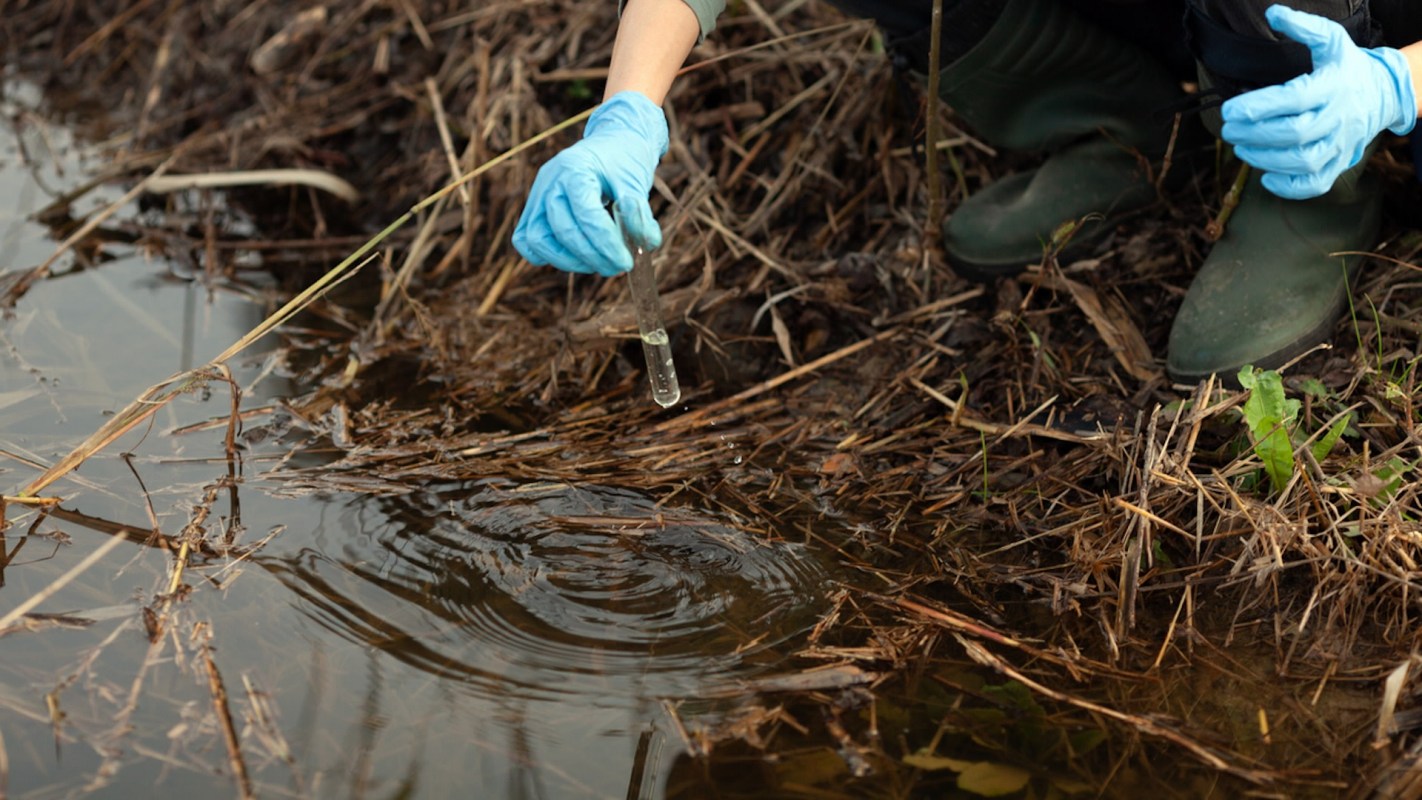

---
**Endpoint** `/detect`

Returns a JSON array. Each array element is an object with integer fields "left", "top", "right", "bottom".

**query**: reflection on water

[
  {"left": 251, "top": 482, "right": 835, "bottom": 798},
  {"left": 0, "top": 78, "right": 839, "bottom": 799},
  {"left": 269, "top": 480, "right": 832, "bottom": 701}
]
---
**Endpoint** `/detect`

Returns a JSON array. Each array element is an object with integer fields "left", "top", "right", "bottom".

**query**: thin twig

[
  {"left": 204, "top": 646, "right": 254, "bottom": 800},
  {"left": 1205, "top": 163, "right": 1250, "bottom": 241}
]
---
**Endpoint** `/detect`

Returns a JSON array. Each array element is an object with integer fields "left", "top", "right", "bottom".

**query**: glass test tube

[{"left": 615, "top": 211, "right": 681, "bottom": 408}]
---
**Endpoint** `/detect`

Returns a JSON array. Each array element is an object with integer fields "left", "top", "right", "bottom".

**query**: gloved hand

[
  {"left": 512, "top": 91, "right": 668, "bottom": 276},
  {"left": 1220, "top": 4, "right": 1417, "bottom": 200}
]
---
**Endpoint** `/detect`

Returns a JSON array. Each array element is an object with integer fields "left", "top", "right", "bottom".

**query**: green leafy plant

[
  {"left": 1370, "top": 456, "right": 1411, "bottom": 503},
  {"left": 1238, "top": 367, "right": 1300, "bottom": 493},
  {"left": 1237, "top": 366, "right": 1350, "bottom": 494}
]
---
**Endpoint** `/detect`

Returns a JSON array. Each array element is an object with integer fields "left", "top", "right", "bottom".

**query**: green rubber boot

[
  {"left": 934, "top": 0, "right": 1191, "bottom": 280},
  {"left": 1165, "top": 164, "right": 1380, "bottom": 383}
]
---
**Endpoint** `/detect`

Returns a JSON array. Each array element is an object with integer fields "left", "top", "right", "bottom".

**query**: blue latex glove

[
  {"left": 1220, "top": 4, "right": 1417, "bottom": 200},
  {"left": 512, "top": 91, "right": 668, "bottom": 276}
]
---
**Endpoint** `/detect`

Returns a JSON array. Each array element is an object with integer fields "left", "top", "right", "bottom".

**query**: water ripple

[{"left": 268, "top": 480, "right": 832, "bottom": 701}]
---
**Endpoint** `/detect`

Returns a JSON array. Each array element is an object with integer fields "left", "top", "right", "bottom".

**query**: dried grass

[{"left": 10, "top": 0, "right": 1422, "bottom": 795}]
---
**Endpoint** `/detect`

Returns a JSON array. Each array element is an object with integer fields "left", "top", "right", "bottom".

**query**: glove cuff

[
  {"left": 1374, "top": 47, "right": 1418, "bottom": 137},
  {"left": 583, "top": 91, "right": 671, "bottom": 158}
]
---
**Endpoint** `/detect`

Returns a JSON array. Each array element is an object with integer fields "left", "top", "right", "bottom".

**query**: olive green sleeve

[
  {"left": 618, "top": 0, "right": 726, "bottom": 42},
  {"left": 680, "top": 0, "right": 726, "bottom": 40}
]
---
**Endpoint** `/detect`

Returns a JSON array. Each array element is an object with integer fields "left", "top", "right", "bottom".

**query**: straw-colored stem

[{"left": 144, "top": 169, "right": 360, "bottom": 202}]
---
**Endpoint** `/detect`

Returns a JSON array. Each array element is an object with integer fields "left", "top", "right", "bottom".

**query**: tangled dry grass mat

[{"left": 11, "top": 0, "right": 1422, "bottom": 795}]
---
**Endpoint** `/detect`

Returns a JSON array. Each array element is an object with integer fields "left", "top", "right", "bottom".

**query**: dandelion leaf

[{"left": 1238, "top": 366, "right": 1299, "bottom": 493}]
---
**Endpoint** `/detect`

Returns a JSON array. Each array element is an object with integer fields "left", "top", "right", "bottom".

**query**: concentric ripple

[{"left": 270, "top": 481, "right": 832, "bottom": 700}]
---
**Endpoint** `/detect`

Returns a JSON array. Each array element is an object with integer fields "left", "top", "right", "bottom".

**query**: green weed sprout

[{"left": 1237, "top": 366, "right": 1350, "bottom": 494}]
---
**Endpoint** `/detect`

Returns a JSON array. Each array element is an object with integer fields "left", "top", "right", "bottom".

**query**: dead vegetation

[{"left": 9, "top": 0, "right": 1422, "bottom": 796}]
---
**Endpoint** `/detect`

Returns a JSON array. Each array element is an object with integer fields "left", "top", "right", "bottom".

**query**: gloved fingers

[
  {"left": 1260, "top": 166, "right": 1337, "bottom": 200},
  {"left": 545, "top": 191, "right": 627, "bottom": 277},
  {"left": 1233, "top": 138, "right": 1339, "bottom": 175},
  {"left": 1225, "top": 7, "right": 1356, "bottom": 127},
  {"left": 613, "top": 195, "right": 662, "bottom": 253},
  {"left": 513, "top": 200, "right": 594, "bottom": 274},
  {"left": 1221, "top": 72, "right": 1327, "bottom": 124},
  {"left": 513, "top": 164, "right": 554, "bottom": 259},
  {"left": 511, "top": 207, "right": 542, "bottom": 265},
  {"left": 1257, "top": 147, "right": 1352, "bottom": 200},
  {"left": 517, "top": 204, "right": 594, "bottom": 274},
  {"left": 1265, "top": 5, "right": 1350, "bottom": 66},
  {"left": 563, "top": 177, "right": 634, "bottom": 276},
  {"left": 511, "top": 93, "right": 666, "bottom": 276},
  {"left": 514, "top": 216, "right": 596, "bottom": 274},
  {"left": 513, "top": 156, "right": 599, "bottom": 273},
  {"left": 1221, "top": 108, "right": 1333, "bottom": 149}
]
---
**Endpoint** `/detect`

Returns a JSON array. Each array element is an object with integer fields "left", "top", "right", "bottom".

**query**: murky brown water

[{"left": 0, "top": 78, "right": 838, "bottom": 799}]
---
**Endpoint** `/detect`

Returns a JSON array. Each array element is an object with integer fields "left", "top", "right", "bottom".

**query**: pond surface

[{"left": 0, "top": 80, "right": 837, "bottom": 799}]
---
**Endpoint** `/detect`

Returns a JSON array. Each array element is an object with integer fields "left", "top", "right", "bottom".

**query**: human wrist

[{"left": 606, "top": 0, "right": 700, "bottom": 105}]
